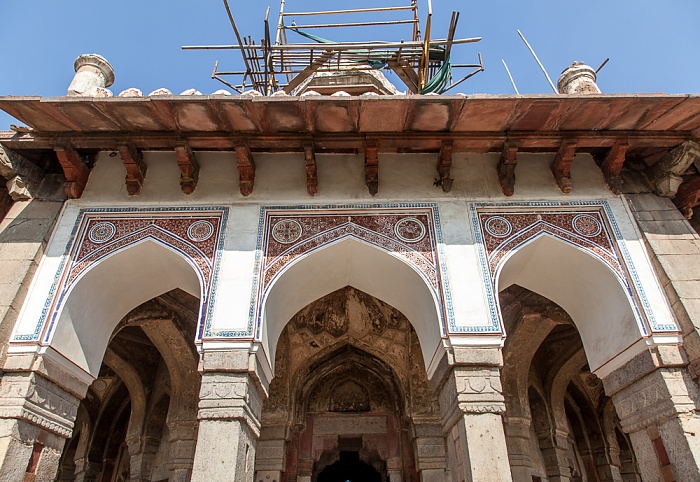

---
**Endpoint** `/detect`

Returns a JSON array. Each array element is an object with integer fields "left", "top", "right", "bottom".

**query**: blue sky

[{"left": 1, "top": 1, "right": 699, "bottom": 129}]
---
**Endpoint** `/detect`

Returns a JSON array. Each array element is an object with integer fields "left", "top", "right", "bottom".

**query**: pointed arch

[
  {"left": 260, "top": 237, "right": 444, "bottom": 372},
  {"left": 496, "top": 233, "right": 642, "bottom": 371},
  {"left": 49, "top": 239, "right": 202, "bottom": 376}
]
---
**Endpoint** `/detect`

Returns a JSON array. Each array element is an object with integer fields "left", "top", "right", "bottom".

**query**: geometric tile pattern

[
  {"left": 470, "top": 201, "right": 677, "bottom": 335},
  {"left": 208, "top": 203, "right": 454, "bottom": 339},
  {"left": 13, "top": 207, "right": 228, "bottom": 343}
]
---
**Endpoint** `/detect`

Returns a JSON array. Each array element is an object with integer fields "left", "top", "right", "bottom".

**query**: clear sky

[{"left": 1, "top": 0, "right": 699, "bottom": 129}]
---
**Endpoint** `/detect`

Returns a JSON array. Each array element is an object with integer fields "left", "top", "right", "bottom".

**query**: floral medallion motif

[
  {"left": 572, "top": 214, "right": 602, "bottom": 237},
  {"left": 394, "top": 217, "right": 426, "bottom": 243},
  {"left": 272, "top": 219, "right": 303, "bottom": 244},
  {"left": 187, "top": 220, "right": 215, "bottom": 242},
  {"left": 484, "top": 216, "right": 512, "bottom": 238},
  {"left": 88, "top": 222, "right": 116, "bottom": 243}
]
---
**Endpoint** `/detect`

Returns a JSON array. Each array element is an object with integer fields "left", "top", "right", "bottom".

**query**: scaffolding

[{"left": 183, "top": 0, "right": 484, "bottom": 95}]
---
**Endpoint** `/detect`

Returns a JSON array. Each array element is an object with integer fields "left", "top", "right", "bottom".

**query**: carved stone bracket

[
  {"left": 175, "top": 144, "right": 199, "bottom": 195},
  {"left": 0, "top": 145, "right": 43, "bottom": 201},
  {"left": 646, "top": 140, "right": 700, "bottom": 198},
  {"left": 674, "top": 176, "right": 700, "bottom": 219},
  {"left": 436, "top": 140, "right": 454, "bottom": 192},
  {"left": 364, "top": 141, "right": 379, "bottom": 196},
  {"left": 235, "top": 142, "right": 256, "bottom": 196},
  {"left": 551, "top": 140, "right": 577, "bottom": 193},
  {"left": 118, "top": 145, "right": 146, "bottom": 195},
  {"left": 54, "top": 144, "right": 90, "bottom": 199},
  {"left": 304, "top": 142, "right": 317, "bottom": 196},
  {"left": 600, "top": 139, "right": 629, "bottom": 195},
  {"left": 498, "top": 142, "right": 518, "bottom": 196}
]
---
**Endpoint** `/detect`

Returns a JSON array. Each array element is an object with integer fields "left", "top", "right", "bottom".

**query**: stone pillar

[
  {"left": 412, "top": 423, "right": 447, "bottom": 482},
  {"left": 503, "top": 415, "right": 532, "bottom": 482},
  {"left": 602, "top": 346, "right": 700, "bottom": 482},
  {"left": 557, "top": 62, "right": 601, "bottom": 94},
  {"left": 254, "top": 425, "right": 286, "bottom": 482},
  {"left": 67, "top": 54, "right": 115, "bottom": 97},
  {"left": 191, "top": 349, "right": 266, "bottom": 482},
  {"left": 433, "top": 347, "right": 512, "bottom": 482},
  {"left": 0, "top": 365, "right": 86, "bottom": 482},
  {"left": 536, "top": 429, "right": 571, "bottom": 482},
  {"left": 126, "top": 433, "right": 159, "bottom": 482},
  {"left": 167, "top": 420, "right": 198, "bottom": 482}
]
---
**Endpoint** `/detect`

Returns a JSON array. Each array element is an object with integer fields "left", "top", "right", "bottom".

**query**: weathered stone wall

[
  {"left": 0, "top": 177, "right": 65, "bottom": 366},
  {"left": 626, "top": 193, "right": 700, "bottom": 368}
]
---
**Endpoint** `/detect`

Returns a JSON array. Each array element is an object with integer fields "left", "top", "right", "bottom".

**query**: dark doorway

[{"left": 317, "top": 451, "right": 382, "bottom": 482}]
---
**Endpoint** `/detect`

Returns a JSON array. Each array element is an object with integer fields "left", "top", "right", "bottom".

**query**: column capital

[
  {"left": 0, "top": 371, "right": 81, "bottom": 439},
  {"left": 197, "top": 372, "right": 263, "bottom": 437}
]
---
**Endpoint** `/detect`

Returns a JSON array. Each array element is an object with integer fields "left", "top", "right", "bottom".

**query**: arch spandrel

[
  {"left": 471, "top": 202, "right": 679, "bottom": 372},
  {"left": 10, "top": 207, "right": 228, "bottom": 377},
  {"left": 248, "top": 205, "right": 452, "bottom": 374}
]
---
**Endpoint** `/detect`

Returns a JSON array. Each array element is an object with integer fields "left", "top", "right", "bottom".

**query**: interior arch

[
  {"left": 49, "top": 239, "right": 202, "bottom": 376},
  {"left": 497, "top": 233, "right": 642, "bottom": 371},
  {"left": 261, "top": 237, "right": 443, "bottom": 372}
]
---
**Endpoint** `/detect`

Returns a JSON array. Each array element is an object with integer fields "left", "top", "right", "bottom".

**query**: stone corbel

[
  {"left": 600, "top": 139, "right": 629, "bottom": 195},
  {"left": 674, "top": 176, "right": 700, "bottom": 219},
  {"left": 551, "top": 140, "right": 577, "bottom": 193},
  {"left": 364, "top": 141, "right": 379, "bottom": 196},
  {"left": 498, "top": 141, "right": 518, "bottom": 196},
  {"left": 54, "top": 144, "right": 90, "bottom": 199},
  {"left": 304, "top": 142, "right": 317, "bottom": 196},
  {"left": 646, "top": 140, "right": 700, "bottom": 198},
  {"left": 118, "top": 145, "right": 146, "bottom": 195},
  {"left": 436, "top": 140, "right": 454, "bottom": 192},
  {"left": 175, "top": 143, "right": 199, "bottom": 195},
  {"left": 1, "top": 145, "right": 43, "bottom": 201},
  {"left": 235, "top": 142, "right": 256, "bottom": 196}
]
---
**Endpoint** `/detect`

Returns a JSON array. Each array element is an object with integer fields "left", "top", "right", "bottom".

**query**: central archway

[
  {"left": 255, "top": 286, "right": 440, "bottom": 482},
  {"left": 261, "top": 237, "right": 444, "bottom": 374}
]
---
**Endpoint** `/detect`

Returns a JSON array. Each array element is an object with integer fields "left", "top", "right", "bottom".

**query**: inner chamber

[{"left": 256, "top": 286, "right": 440, "bottom": 482}]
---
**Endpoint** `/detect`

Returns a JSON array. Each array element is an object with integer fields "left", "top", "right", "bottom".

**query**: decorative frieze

[
  {"left": 233, "top": 204, "right": 453, "bottom": 339},
  {"left": 12, "top": 207, "right": 228, "bottom": 343},
  {"left": 0, "top": 372, "right": 81, "bottom": 438}
]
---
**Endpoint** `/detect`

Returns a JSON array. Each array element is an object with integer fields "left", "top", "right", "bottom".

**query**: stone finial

[
  {"left": 557, "top": 62, "right": 601, "bottom": 95},
  {"left": 67, "top": 54, "right": 115, "bottom": 97}
]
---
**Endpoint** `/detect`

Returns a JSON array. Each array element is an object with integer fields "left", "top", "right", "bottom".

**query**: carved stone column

[
  {"left": 503, "top": 415, "right": 532, "bottom": 482},
  {"left": 433, "top": 348, "right": 512, "bottom": 482},
  {"left": 167, "top": 420, "right": 198, "bottom": 482},
  {"left": 602, "top": 347, "right": 700, "bottom": 482},
  {"left": 0, "top": 367, "right": 85, "bottom": 482},
  {"left": 191, "top": 359, "right": 265, "bottom": 482},
  {"left": 412, "top": 422, "right": 447, "bottom": 482}
]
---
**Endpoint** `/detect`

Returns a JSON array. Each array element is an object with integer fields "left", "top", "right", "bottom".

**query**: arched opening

[
  {"left": 497, "top": 233, "right": 642, "bottom": 372},
  {"left": 49, "top": 239, "right": 202, "bottom": 376},
  {"left": 261, "top": 237, "right": 444, "bottom": 373},
  {"left": 317, "top": 451, "right": 382, "bottom": 482},
  {"left": 56, "top": 289, "right": 201, "bottom": 481},
  {"left": 255, "top": 286, "right": 440, "bottom": 481},
  {"left": 500, "top": 285, "right": 642, "bottom": 481}
]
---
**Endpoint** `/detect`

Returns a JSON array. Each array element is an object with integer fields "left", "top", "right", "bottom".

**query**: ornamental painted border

[
  {"left": 12, "top": 206, "right": 228, "bottom": 343},
  {"left": 469, "top": 200, "right": 677, "bottom": 335},
  {"left": 205, "top": 203, "right": 454, "bottom": 338}
]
